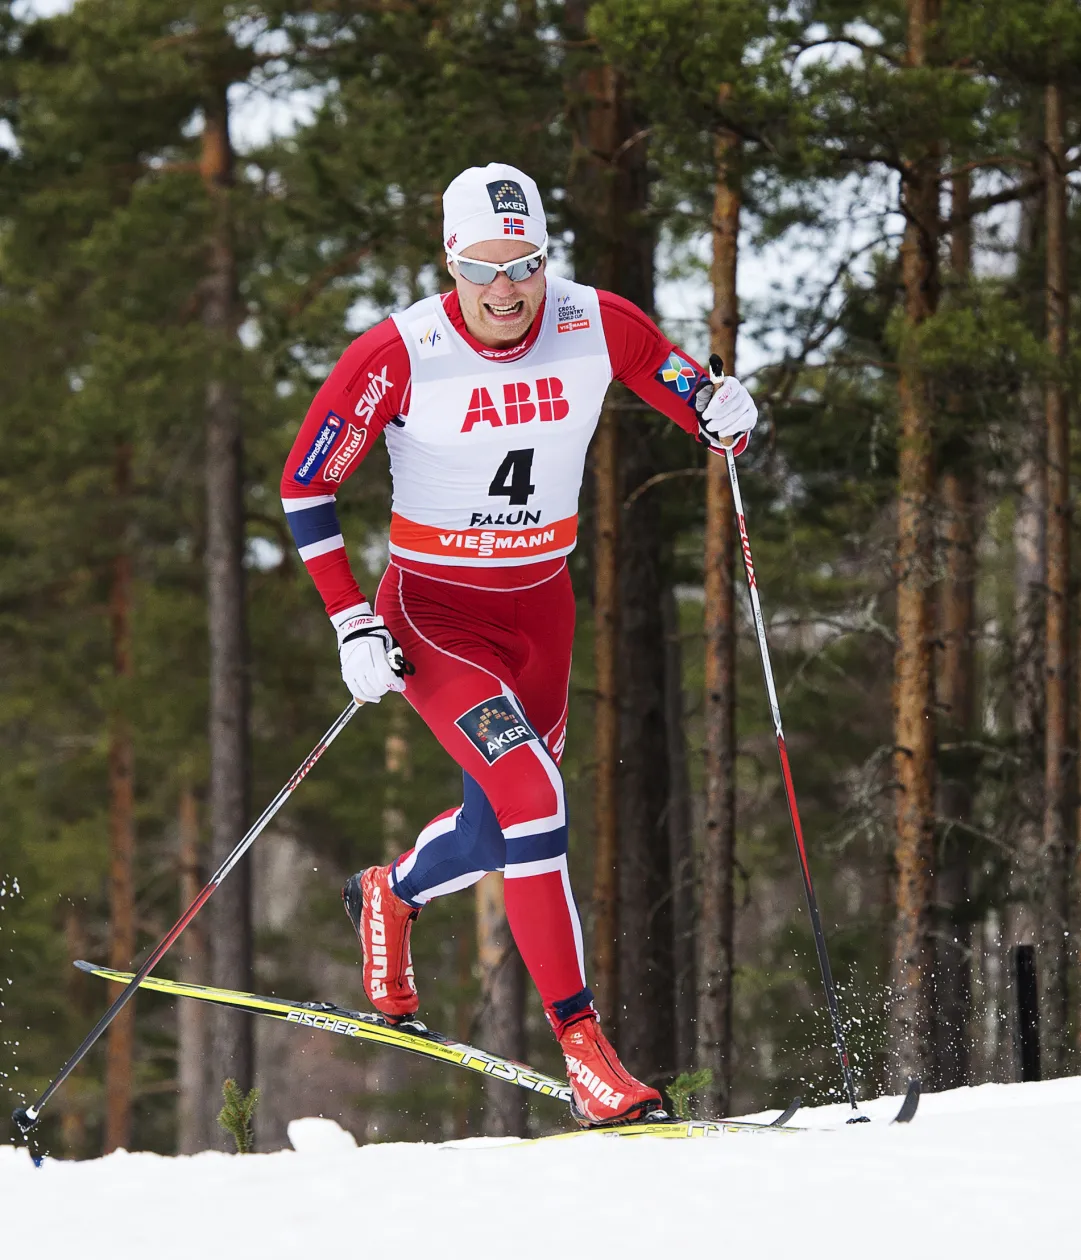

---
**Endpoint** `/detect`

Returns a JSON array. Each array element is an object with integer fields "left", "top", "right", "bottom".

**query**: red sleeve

[
  {"left": 598, "top": 290, "right": 708, "bottom": 436},
  {"left": 280, "top": 319, "right": 411, "bottom": 616}
]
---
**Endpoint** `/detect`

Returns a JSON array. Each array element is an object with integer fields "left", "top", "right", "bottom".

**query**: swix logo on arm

[
  {"left": 293, "top": 411, "right": 344, "bottom": 485},
  {"left": 461, "top": 378, "right": 569, "bottom": 431},
  {"left": 354, "top": 365, "right": 393, "bottom": 422},
  {"left": 456, "top": 697, "right": 538, "bottom": 764}
]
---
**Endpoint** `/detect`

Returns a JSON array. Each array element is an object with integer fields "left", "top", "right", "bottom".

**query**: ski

[
  {"left": 78, "top": 961, "right": 914, "bottom": 1134},
  {"left": 76, "top": 960, "right": 571, "bottom": 1102},
  {"left": 77, "top": 961, "right": 802, "bottom": 1135},
  {"left": 537, "top": 1117, "right": 801, "bottom": 1141}
]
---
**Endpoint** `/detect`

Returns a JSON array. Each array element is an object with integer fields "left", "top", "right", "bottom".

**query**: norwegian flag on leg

[{"left": 503, "top": 216, "right": 526, "bottom": 236}]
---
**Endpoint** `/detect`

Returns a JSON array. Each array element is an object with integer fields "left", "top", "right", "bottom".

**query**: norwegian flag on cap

[{"left": 503, "top": 217, "right": 526, "bottom": 236}]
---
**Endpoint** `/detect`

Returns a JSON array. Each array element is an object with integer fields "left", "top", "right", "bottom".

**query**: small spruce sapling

[
  {"left": 666, "top": 1068, "right": 714, "bottom": 1119},
  {"left": 217, "top": 1078, "right": 260, "bottom": 1154}
]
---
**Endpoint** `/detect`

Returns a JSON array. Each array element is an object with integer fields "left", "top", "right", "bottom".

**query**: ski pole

[
  {"left": 708, "top": 354, "right": 864, "bottom": 1119},
  {"left": 12, "top": 699, "right": 361, "bottom": 1136}
]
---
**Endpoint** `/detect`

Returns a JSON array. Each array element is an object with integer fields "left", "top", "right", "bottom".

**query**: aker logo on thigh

[{"left": 456, "top": 698, "right": 538, "bottom": 765}]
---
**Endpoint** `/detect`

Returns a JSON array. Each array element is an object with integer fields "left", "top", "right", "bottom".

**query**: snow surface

[{"left": 2, "top": 1078, "right": 1077, "bottom": 1259}]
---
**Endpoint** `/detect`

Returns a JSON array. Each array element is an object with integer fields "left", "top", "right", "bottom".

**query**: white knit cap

[{"left": 442, "top": 163, "right": 547, "bottom": 255}]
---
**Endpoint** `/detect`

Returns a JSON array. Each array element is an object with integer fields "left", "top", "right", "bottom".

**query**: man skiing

[{"left": 280, "top": 163, "right": 758, "bottom": 1126}]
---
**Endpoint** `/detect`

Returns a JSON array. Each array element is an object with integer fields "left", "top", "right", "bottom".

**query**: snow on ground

[{"left": 3, "top": 1077, "right": 1077, "bottom": 1259}]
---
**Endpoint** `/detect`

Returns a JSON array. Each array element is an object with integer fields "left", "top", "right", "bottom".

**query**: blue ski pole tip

[{"left": 31, "top": 1154, "right": 45, "bottom": 1168}]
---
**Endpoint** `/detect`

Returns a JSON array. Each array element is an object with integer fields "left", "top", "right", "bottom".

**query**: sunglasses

[{"left": 446, "top": 243, "right": 547, "bottom": 286}]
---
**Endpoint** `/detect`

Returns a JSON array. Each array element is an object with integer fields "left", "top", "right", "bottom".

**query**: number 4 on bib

[{"left": 488, "top": 448, "right": 536, "bottom": 506}]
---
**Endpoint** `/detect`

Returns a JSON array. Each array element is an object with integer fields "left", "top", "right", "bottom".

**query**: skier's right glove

[{"left": 331, "top": 603, "right": 412, "bottom": 703}]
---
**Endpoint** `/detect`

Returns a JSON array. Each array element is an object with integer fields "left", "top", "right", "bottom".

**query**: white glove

[
  {"left": 331, "top": 603, "right": 410, "bottom": 703},
  {"left": 698, "top": 363, "right": 757, "bottom": 455}
]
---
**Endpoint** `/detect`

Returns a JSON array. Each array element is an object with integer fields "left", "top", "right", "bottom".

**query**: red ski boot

[
  {"left": 342, "top": 864, "right": 419, "bottom": 1022},
  {"left": 556, "top": 1014, "right": 664, "bottom": 1126}
]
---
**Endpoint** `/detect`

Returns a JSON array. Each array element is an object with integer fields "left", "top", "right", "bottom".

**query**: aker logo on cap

[{"left": 488, "top": 179, "right": 529, "bottom": 215}]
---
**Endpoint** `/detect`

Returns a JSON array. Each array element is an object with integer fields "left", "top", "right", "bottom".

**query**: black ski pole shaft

[
  {"left": 708, "top": 354, "right": 862, "bottom": 1116},
  {"left": 11, "top": 700, "right": 361, "bottom": 1136}
]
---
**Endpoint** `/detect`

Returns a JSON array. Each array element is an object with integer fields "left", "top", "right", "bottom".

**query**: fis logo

[
  {"left": 323, "top": 424, "right": 367, "bottom": 483},
  {"left": 487, "top": 179, "right": 529, "bottom": 215},
  {"left": 456, "top": 697, "right": 538, "bottom": 765},
  {"left": 293, "top": 411, "right": 344, "bottom": 485},
  {"left": 461, "top": 378, "right": 568, "bottom": 432},
  {"left": 409, "top": 315, "right": 451, "bottom": 359},
  {"left": 354, "top": 365, "right": 393, "bottom": 423}
]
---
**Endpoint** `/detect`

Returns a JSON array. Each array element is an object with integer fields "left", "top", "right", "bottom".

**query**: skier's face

[{"left": 450, "top": 239, "right": 547, "bottom": 347}]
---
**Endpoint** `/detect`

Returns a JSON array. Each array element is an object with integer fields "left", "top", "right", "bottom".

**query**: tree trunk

[
  {"left": 1042, "top": 80, "right": 1070, "bottom": 1074},
  {"left": 889, "top": 0, "right": 940, "bottom": 1090},
  {"left": 566, "top": 31, "right": 622, "bottom": 1024},
  {"left": 663, "top": 588, "right": 696, "bottom": 1075},
  {"left": 697, "top": 112, "right": 740, "bottom": 1117},
  {"left": 176, "top": 782, "right": 210, "bottom": 1152},
  {"left": 619, "top": 420, "right": 675, "bottom": 1081},
  {"left": 104, "top": 441, "right": 135, "bottom": 1154},
  {"left": 932, "top": 172, "right": 976, "bottom": 1091},
  {"left": 475, "top": 874, "right": 527, "bottom": 1135},
  {"left": 62, "top": 904, "right": 89, "bottom": 1158},
  {"left": 202, "top": 81, "right": 253, "bottom": 1131},
  {"left": 1003, "top": 149, "right": 1047, "bottom": 1077},
  {"left": 592, "top": 394, "right": 620, "bottom": 1024}
]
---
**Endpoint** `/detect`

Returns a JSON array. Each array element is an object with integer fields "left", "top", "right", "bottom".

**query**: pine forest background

[{"left": 2, "top": 0, "right": 1081, "bottom": 1155}]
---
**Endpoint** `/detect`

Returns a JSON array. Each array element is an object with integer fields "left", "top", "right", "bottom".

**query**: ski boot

[
  {"left": 555, "top": 1011, "right": 664, "bottom": 1127},
  {"left": 342, "top": 864, "right": 419, "bottom": 1023}
]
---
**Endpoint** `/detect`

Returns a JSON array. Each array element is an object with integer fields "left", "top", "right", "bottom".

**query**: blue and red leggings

[{"left": 375, "top": 559, "right": 590, "bottom": 1019}]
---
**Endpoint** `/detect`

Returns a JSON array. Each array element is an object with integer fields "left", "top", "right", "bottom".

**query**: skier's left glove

[{"left": 697, "top": 368, "right": 757, "bottom": 458}]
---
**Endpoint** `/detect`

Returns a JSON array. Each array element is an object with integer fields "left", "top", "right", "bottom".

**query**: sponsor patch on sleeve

[
  {"left": 456, "top": 697, "right": 539, "bottom": 765},
  {"left": 654, "top": 352, "right": 708, "bottom": 411},
  {"left": 293, "top": 411, "right": 344, "bottom": 485}
]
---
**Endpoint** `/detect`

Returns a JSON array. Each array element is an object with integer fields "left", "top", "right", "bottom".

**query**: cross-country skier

[{"left": 281, "top": 163, "right": 757, "bottom": 1126}]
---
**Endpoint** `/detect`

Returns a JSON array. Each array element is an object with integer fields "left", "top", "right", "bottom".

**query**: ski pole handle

[{"left": 706, "top": 354, "right": 737, "bottom": 448}]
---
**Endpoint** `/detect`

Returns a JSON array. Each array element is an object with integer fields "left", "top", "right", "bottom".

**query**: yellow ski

[
  {"left": 77, "top": 960, "right": 803, "bottom": 1135},
  {"left": 75, "top": 960, "right": 571, "bottom": 1101}
]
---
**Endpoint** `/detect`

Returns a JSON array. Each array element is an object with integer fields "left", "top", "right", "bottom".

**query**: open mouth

[{"left": 484, "top": 300, "right": 524, "bottom": 320}]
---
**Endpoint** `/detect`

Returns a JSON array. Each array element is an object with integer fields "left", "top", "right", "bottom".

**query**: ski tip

[
  {"left": 73, "top": 959, "right": 97, "bottom": 973},
  {"left": 771, "top": 1097, "right": 802, "bottom": 1127},
  {"left": 893, "top": 1078, "right": 921, "bottom": 1124}
]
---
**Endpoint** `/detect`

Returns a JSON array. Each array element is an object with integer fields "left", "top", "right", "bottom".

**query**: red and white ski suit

[{"left": 281, "top": 277, "right": 711, "bottom": 1024}]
